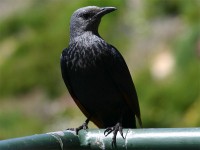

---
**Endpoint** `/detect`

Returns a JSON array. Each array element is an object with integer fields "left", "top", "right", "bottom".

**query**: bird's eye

[{"left": 82, "top": 13, "right": 92, "bottom": 20}]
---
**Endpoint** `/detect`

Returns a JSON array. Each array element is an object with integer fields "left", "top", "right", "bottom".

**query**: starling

[{"left": 60, "top": 6, "right": 142, "bottom": 146}]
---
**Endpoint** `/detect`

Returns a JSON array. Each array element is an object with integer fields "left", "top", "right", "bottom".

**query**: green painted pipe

[
  {"left": 79, "top": 128, "right": 200, "bottom": 149},
  {"left": 0, "top": 128, "right": 200, "bottom": 150},
  {"left": 0, "top": 130, "right": 82, "bottom": 150}
]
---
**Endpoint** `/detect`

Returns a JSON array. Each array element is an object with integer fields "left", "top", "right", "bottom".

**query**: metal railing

[{"left": 0, "top": 128, "right": 200, "bottom": 149}]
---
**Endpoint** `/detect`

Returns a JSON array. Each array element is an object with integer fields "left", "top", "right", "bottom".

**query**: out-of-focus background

[{"left": 0, "top": 0, "right": 199, "bottom": 139}]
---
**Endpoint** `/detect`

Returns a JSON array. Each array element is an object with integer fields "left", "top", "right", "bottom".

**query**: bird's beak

[{"left": 94, "top": 7, "right": 117, "bottom": 19}]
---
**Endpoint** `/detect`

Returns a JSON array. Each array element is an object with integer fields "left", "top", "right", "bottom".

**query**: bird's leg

[
  {"left": 74, "top": 118, "right": 89, "bottom": 135},
  {"left": 104, "top": 122, "right": 125, "bottom": 148},
  {"left": 67, "top": 118, "right": 90, "bottom": 135}
]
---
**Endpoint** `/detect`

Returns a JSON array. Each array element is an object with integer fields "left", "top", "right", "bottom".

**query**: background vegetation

[{"left": 0, "top": 0, "right": 199, "bottom": 139}]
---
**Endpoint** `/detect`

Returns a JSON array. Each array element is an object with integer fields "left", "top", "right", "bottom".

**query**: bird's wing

[
  {"left": 60, "top": 48, "right": 91, "bottom": 118},
  {"left": 105, "top": 46, "right": 142, "bottom": 127}
]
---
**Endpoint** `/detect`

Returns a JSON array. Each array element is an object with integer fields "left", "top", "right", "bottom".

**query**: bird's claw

[
  {"left": 67, "top": 121, "right": 88, "bottom": 135},
  {"left": 104, "top": 127, "right": 114, "bottom": 136},
  {"left": 104, "top": 123, "right": 125, "bottom": 148}
]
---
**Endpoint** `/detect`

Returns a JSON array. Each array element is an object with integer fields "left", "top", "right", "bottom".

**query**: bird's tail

[{"left": 136, "top": 114, "right": 143, "bottom": 128}]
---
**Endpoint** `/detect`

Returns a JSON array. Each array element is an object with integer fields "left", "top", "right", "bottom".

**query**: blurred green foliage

[
  {"left": 0, "top": 0, "right": 199, "bottom": 139},
  {"left": 145, "top": 0, "right": 200, "bottom": 24},
  {"left": 0, "top": 110, "right": 43, "bottom": 139}
]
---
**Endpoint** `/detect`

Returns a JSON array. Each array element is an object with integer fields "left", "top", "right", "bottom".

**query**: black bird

[{"left": 60, "top": 6, "right": 142, "bottom": 146}]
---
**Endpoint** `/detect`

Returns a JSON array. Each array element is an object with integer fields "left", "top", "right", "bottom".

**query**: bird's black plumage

[{"left": 61, "top": 6, "right": 142, "bottom": 145}]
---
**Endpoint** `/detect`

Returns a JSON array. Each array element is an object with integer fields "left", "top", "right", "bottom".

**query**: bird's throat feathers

[
  {"left": 71, "top": 31, "right": 106, "bottom": 50},
  {"left": 70, "top": 30, "right": 100, "bottom": 44}
]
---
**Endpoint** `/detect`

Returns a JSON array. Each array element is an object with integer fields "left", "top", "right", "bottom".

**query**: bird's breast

[{"left": 66, "top": 41, "right": 109, "bottom": 70}]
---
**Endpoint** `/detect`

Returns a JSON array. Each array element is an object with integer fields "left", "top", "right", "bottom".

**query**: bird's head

[{"left": 70, "top": 6, "right": 116, "bottom": 40}]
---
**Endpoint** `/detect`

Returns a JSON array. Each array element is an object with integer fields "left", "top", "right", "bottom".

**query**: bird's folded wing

[{"left": 105, "top": 46, "right": 142, "bottom": 127}]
